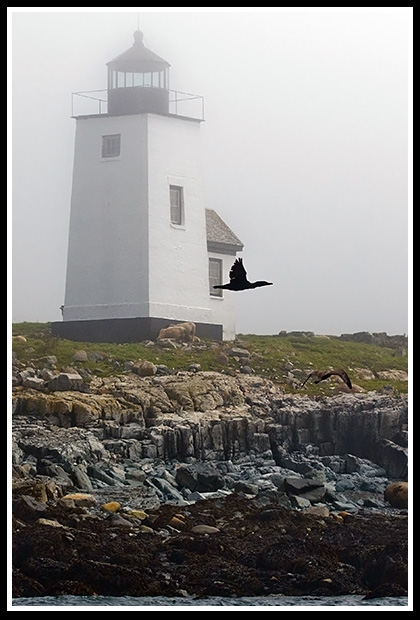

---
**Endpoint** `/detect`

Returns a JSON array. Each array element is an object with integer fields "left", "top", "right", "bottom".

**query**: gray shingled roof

[{"left": 206, "top": 209, "right": 244, "bottom": 253}]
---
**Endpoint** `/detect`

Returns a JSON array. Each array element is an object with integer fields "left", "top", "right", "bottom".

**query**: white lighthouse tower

[{"left": 52, "top": 30, "right": 243, "bottom": 343}]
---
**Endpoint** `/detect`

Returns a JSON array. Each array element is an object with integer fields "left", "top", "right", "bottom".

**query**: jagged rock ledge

[{"left": 12, "top": 371, "right": 408, "bottom": 513}]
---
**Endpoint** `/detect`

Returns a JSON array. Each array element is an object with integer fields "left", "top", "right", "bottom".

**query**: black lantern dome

[{"left": 106, "top": 30, "right": 170, "bottom": 116}]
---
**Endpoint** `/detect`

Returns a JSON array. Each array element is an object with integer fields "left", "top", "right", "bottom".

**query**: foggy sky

[{"left": 10, "top": 8, "right": 412, "bottom": 336}]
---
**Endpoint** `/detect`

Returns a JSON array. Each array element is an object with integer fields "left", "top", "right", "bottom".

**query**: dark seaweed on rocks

[
  {"left": 12, "top": 492, "right": 408, "bottom": 599},
  {"left": 11, "top": 367, "right": 409, "bottom": 600}
]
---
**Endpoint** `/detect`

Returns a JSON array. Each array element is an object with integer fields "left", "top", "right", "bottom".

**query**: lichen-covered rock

[
  {"left": 48, "top": 372, "right": 85, "bottom": 391},
  {"left": 100, "top": 501, "right": 121, "bottom": 512},
  {"left": 72, "top": 350, "right": 88, "bottom": 363},
  {"left": 12, "top": 373, "right": 408, "bottom": 483},
  {"left": 60, "top": 493, "right": 97, "bottom": 507},
  {"left": 133, "top": 360, "right": 157, "bottom": 377},
  {"left": 36, "top": 518, "right": 64, "bottom": 528},
  {"left": 12, "top": 389, "right": 142, "bottom": 427}
]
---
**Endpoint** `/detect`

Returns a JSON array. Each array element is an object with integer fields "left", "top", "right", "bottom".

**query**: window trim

[
  {"left": 169, "top": 185, "right": 185, "bottom": 226},
  {"left": 102, "top": 134, "right": 121, "bottom": 159},
  {"left": 209, "top": 257, "right": 223, "bottom": 297}
]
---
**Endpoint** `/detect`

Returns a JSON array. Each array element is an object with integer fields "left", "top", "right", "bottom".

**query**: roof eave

[{"left": 207, "top": 241, "right": 244, "bottom": 255}]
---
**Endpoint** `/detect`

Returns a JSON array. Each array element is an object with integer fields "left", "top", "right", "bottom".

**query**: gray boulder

[
  {"left": 47, "top": 372, "right": 84, "bottom": 392},
  {"left": 175, "top": 462, "right": 225, "bottom": 493}
]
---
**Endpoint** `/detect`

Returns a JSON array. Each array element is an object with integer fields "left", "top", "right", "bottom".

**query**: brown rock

[
  {"left": 169, "top": 516, "right": 187, "bottom": 530},
  {"left": 100, "top": 501, "right": 121, "bottom": 513},
  {"left": 384, "top": 482, "right": 408, "bottom": 508},
  {"left": 191, "top": 524, "right": 220, "bottom": 534},
  {"left": 60, "top": 493, "right": 97, "bottom": 507},
  {"left": 134, "top": 360, "right": 157, "bottom": 377}
]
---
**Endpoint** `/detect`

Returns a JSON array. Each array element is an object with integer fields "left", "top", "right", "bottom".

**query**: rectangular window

[
  {"left": 209, "top": 258, "right": 223, "bottom": 297},
  {"left": 170, "top": 185, "right": 184, "bottom": 225},
  {"left": 102, "top": 134, "right": 121, "bottom": 158}
]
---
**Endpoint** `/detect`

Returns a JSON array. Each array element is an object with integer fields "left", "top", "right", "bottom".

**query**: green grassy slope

[{"left": 11, "top": 323, "right": 408, "bottom": 396}]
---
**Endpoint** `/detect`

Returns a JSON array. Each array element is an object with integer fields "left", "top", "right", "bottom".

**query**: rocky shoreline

[{"left": 11, "top": 368, "right": 409, "bottom": 600}]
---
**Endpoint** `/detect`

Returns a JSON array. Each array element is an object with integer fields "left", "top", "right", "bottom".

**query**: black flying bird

[
  {"left": 213, "top": 258, "right": 273, "bottom": 291},
  {"left": 300, "top": 369, "right": 353, "bottom": 390}
]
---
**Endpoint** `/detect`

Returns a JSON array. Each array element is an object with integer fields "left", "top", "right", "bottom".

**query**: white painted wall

[
  {"left": 64, "top": 114, "right": 150, "bottom": 320},
  {"left": 147, "top": 114, "right": 212, "bottom": 323}
]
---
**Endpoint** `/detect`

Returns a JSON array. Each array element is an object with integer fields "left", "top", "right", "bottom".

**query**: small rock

[
  {"left": 156, "top": 365, "right": 171, "bottom": 375},
  {"left": 72, "top": 350, "right": 88, "bottom": 362},
  {"left": 100, "top": 501, "right": 121, "bottom": 513},
  {"left": 234, "top": 481, "right": 259, "bottom": 495},
  {"left": 139, "top": 524, "right": 155, "bottom": 534},
  {"left": 41, "top": 355, "right": 58, "bottom": 365},
  {"left": 303, "top": 505, "right": 330, "bottom": 518},
  {"left": 106, "top": 513, "right": 134, "bottom": 527},
  {"left": 226, "top": 347, "right": 250, "bottom": 359},
  {"left": 36, "top": 518, "right": 64, "bottom": 528},
  {"left": 13, "top": 495, "right": 47, "bottom": 522},
  {"left": 47, "top": 372, "right": 84, "bottom": 392},
  {"left": 384, "top": 482, "right": 408, "bottom": 508},
  {"left": 60, "top": 493, "right": 97, "bottom": 507},
  {"left": 22, "top": 377, "right": 45, "bottom": 391},
  {"left": 169, "top": 516, "right": 187, "bottom": 530},
  {"left": 134, "top": 360, "right": 157, "bottom": 377},
  {"left": 191, "top": 524, "right": 220, "bottom": 534},
  {"left": 124, "top": 509, "right": 148, "bottom": 521}
]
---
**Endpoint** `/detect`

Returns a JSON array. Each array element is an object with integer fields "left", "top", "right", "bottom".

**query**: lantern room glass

[{"left": 109, "top": 68, "right": 168, "bottom": 90}]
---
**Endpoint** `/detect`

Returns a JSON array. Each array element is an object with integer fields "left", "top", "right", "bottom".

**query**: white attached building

[{"left": 52, "top": 30, "right": 243, "bottom": 343}]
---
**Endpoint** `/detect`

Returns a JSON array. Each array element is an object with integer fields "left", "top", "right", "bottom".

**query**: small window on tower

[
  {"left": 102, "top": 134, "right": 121, "bottom": 158},
  {"left": 209, "top": 258, "right": 223, "bottom": 297},
  {"left": 170, "top": 185, "right": 184, "bottom": 226}
]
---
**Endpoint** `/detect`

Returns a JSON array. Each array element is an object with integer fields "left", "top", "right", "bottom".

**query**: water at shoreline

[{"left": 11, "top": 594, "right": 410, "bottom": 609}]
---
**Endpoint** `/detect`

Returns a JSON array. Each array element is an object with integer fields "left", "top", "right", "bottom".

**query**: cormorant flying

[
  {"left": 300, "top": 369, "right": 353, "bottom": 390},
  {"left": 213, "top": 258, "right": 273, "bottom": 291}
]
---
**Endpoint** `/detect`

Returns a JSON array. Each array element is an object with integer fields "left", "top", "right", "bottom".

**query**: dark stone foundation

[{"left": 51, "top": 317, "right": 223, "bottom": 343}]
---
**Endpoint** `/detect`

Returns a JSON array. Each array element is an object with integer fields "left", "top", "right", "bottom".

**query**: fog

[{"left": 10, "top": 8, "right": 412, "bottom": 336}]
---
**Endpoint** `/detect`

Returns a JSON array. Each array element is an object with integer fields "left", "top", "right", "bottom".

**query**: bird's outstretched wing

[
  {"left": 320, "top": 370, "right": 352, "bottom": 389},
  {"left": 301, "top": 369, "right": 352, "bottom": 389},
  {"left": 229, "top": 258, "right": 248, "bottom": 285},
  {"left": 300, "top": 372, "right": 315, "bottom": 388}
]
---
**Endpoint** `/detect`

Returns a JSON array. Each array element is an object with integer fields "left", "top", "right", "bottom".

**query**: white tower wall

[
  {"left": 147, "top": 114, "right": 211, "bottom": 323},
  {"left": 63, "top": 112, "right": 212, "bottom": 325},
  {"left": 64, "top": 114, "right": 149, "bottom": 320}
]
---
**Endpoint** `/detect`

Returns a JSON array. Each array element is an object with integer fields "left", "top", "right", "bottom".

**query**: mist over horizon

[{"left": 10, "top": 9, "right": 412, "bottom": 339}]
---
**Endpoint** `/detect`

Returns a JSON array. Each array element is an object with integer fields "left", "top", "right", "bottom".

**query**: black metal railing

[{"left": 71, "top": 87, "right": 204, "bottom": 121}]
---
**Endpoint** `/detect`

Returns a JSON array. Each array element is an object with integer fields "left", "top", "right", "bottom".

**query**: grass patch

[{"left": 11, "top": 323, "right": 408, "bottom": 395}]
